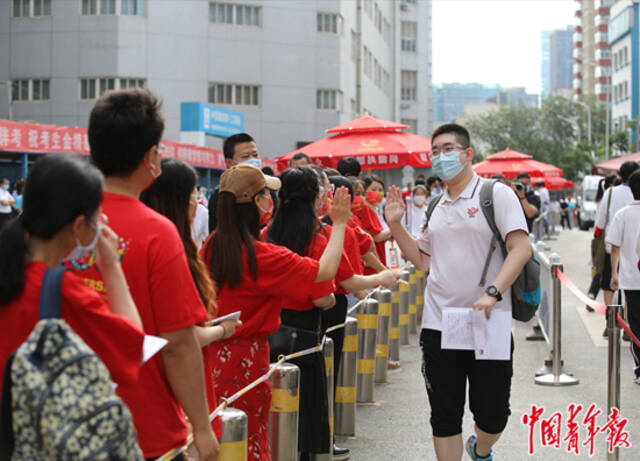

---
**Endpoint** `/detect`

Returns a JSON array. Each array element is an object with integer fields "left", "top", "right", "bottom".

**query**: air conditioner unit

[{"left": 400, "top": 3, "right": 408, "bottom": 11}]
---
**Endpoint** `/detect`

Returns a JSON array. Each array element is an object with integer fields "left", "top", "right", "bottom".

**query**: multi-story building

[
  {"left": 432, "top": 82, "right": 499, "bottom": 125},
  {"left": 541, "top": 26, "right": 573, "bottom": 99},
  {"left": 573, "top": 0, "right": 613, "bottom": 101},
  {"left": 609, "top": 0, "right": 637, "bottom": 137},
  {"left": 0, "top": 0, "right": 433, "bottom": 159}
]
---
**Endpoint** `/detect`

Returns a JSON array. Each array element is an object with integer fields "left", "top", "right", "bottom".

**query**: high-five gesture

[
  {"left": 385, "top": 186, "right": 406, "bottom": 224},
  {"left": 328, "top": 186, "right": 351, "bottom": 226}
]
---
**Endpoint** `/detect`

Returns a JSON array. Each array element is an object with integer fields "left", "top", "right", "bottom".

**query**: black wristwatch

[{"left": 485, "top": 285, "right": 503, "bottom": 301}]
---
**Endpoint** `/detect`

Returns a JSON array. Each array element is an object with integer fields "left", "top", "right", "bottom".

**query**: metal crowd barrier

[
  {"left": 218, "top": 407, "right": 248, "bottom": 461},
  {"left": 268, "top": 362, "right": 300, "bottom": 461},
  {"left": 532, "top": 240, "right": 579, "bottom": 386},
  {"left": 335, "top": 316, "right": 358, "bottom": 436},
  {"left": 356, "top": 298, "right": 379, "bottom": 403},
  {"left": 373, "top": 289, "right": 392, "bottom": 383},
  {"left": 408, "top": 264, "right": 418, "bottom": 334},
  {"left": 607, "top": 305, "right": 623, "bottom": 461},
  {"left": 398, "top": 269, "right": 410, "bottom": 345}
]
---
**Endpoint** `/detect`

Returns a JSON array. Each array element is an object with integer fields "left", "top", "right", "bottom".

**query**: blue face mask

[
  {"left": 431, "top": 151, "right": 464, "bottom": 181},
  {"left": 242, "top": 158, "right": 261, "bottom": 169}
]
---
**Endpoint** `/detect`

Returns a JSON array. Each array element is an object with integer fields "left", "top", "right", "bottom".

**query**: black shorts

[
  {"left": 419, "top": 328, "right": 513, "bottom": 438},
  {"left": 600, "top": 253, "right": 613, "bottom": 291}
]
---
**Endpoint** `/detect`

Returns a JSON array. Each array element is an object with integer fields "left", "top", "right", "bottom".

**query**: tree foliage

[{"left": 462, "top": 95, "right": 622, "bottom": 180}]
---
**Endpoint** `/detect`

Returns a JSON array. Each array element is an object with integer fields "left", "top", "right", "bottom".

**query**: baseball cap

[{"left": 219, "top": 164, "right": 281, "bottom": 203}]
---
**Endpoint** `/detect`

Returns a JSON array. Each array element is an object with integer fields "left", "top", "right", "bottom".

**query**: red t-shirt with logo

[
  {"left": 0, "top": 261, "right": 144, "bottom": 391},
  {"left": 76, "top": 192, "right": 209, "bottom": 458}
]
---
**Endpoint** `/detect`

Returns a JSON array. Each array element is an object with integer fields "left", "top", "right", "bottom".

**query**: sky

[{"left": 432, "top": 0, "right": 577, "bottom": 95}]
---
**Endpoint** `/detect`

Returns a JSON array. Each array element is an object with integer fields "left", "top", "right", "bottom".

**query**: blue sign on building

[{"left": 180, "top": 102, "right": 244, "bottom": 138}]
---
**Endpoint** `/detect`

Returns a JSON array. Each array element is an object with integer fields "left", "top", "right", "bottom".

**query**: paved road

[{"left": 338, "top": 228, "right": 640, "bottom": 460}]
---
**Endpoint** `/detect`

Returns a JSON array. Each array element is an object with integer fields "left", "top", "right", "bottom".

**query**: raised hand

[{"left": 384, "top": 186, "right": 406, "bottom": 224}]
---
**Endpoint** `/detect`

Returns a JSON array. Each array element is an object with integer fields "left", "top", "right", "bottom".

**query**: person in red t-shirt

[
  {"left": 0, "top": 155, "right": 144, "bottom": 403},
  {"left": 140, "top": 158, "right": 243, "bottom": 438},
  {"left": 363, "top": 175, "right": 392, "bottom": 271},
  {"left": 202, "top": 164, "right": 352, "bottom": 461},
  {"left": 82, "top": 89, "right": 219, "bottom": 461}
]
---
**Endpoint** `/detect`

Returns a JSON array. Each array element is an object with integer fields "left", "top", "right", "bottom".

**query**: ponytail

[{"left": 0, "top": 217, "right": 29, "bottom": 304}]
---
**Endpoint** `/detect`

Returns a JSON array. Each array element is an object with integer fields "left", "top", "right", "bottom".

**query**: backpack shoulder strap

[
  {"left": 422, "top": 194, "right": 443, "bottom": 232},
  {"left": 478, "top": 179, "right": 509, "bottom": 287},
  {"left": 39, "top": 268, "right": 67, "bottom": 320}
]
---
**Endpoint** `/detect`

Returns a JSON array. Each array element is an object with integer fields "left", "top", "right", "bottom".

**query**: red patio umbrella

[
  {"left": 277, "top": 130, "right": 431, "bottom": 171},
  {"left": 473, "top": 158, "right": 563, "bottom": 178},
  {"left": 326, "top": 115, "right": 409, "bottom": 134},
  {"left": 531, "top": 176, "right": 574, "bottom": 190},
  {"left": 592, "top": 152, "right": 640, "bottom": 176},
  {"left": 486, "top": 149, "right": 532, "bottom": 160}
]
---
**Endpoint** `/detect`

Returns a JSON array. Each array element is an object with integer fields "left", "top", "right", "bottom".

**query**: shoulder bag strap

[
  {"left": 422, "top": 194, "right": 443, "bottom": 232},
  {"left": 478, "top": 179, "right": 506, "bottom": 287},
  {"left": 603, "top": 187, "right": 613, "bottom": 238},
  {"left": 39, "top": 267, "right": 67, "bottom": 320}
]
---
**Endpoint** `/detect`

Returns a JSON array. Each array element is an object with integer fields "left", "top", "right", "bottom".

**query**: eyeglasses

[{"left": 429, "top": 143, "right": 468, "bottom": 160}]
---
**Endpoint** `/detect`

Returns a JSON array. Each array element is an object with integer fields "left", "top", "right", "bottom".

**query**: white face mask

[
  {"left": 65, "top": 222, "right": 101, "bottom": 262},
  {"left": 413, "top": 195, "right": 426, "bottom": 206}
]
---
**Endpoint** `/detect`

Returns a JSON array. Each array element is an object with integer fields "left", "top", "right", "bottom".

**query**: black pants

[
  {"left": 0, "top": 213, "right": 12, "bottom": 232},
  {"left": 588, "top": 272, "right": 601, "bottom": 298},
  {"left": 600, "top": 254, "right": 614, "bottom": 292},
  {"left": 625, "top": 290, "right": 640, "bottom": 378},
  {"left": 323, "top": 294, "right": 348, "bottom": 391},
  {"left": 560, "top": 211, "right": 571, "bottom": 229},
  {"left": 146, "top": 453, "right": 184, "bottom": 461},
  {"left": 420, "top": 329, "right": 513, "bottom": 437}
]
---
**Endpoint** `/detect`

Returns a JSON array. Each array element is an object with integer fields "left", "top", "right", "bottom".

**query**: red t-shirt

[
  {"left": 0, "top": 261, "right": 144, "bottom": 392},
  {"left": 76, "top": 192, "right": 209, "bottom": 458},
  {"left": 353, "top": 204, "right": 386, "bottom": 273},
  {"left": 344, "top": 223, "right": 364, "bottom": 275},
  {"left": 323, "top": 224, "right": 357, "bottom": 294},
  {"left": 203, "top": 239, "right": 322, "bottom": 338},
  {"left": 348, "top": 215, "right": 373, "bottom": 258}
]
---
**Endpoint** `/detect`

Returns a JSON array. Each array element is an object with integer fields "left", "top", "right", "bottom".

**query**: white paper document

[
  {"left": 441, "top": 307, "right": 511, "bottom": 360},
  {"left": 205, "top": 310, "right": 242, "bottom": 326},
  {"left": 143, "top": 335, "right": 168, "bottom": 363}
]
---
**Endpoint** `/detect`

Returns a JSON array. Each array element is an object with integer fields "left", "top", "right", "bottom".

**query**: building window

[
  {"left": 401, "top": 70, "right": 417, "bottom": 101},
  {"left": 80, "top": 77, "right": 145, "bottom": 100},
  {"left": 11, "top": 79, "right": 50, "bottom": 101},
  {"left": 401, "top": 21, "right": 417, "bottom": 52},
  {"left": 613, "top": 53, "right": 618, "bottom": 68},
  {"left": 374, "top": 59, "right": 381, "bottom": 88},
  {"left": 209, "top": 83, "right": 259, "bottom": 106},
  {"left": 317, "top": 13, "right": 340, "bottom": 34},
  {"left": 401, "top": 118, "right": 417, "bottom": 134},
  {"left": 209, "top": 2, "right": 260, "bottom": 26},
  {"left": 82, "top": 0, "right": 143, "bottom": 16},
  {"left": 624, "top": 80, "right": 628, "bottom": 98},
  {"left": 364, "top": 0, "right": 372, "bottom": 18},
  {"left": 351, "top": 29, "right": 358, "bottom": 63},
  {"left": 383, "top": 18, "right": 391, "bottom": 44},
  {"left": 363, "top": 46, "right": 371, "bottom": 77},
  {"left": 13, "top": 0, "right": 51, "bottom": 17},
  {"left": 350, "top": 98, "right": 357, "bottom": 120},
  {"left": 623, "top": 46, "right": 628, "bottom": 64},
  {"left": 316, "top": 89, "right": 342, "bottom": 111}
]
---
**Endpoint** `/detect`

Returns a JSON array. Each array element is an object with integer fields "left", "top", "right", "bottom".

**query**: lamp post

[
  {"left": 574, "top": 57, "right": 611, "bottom": 160},
  {"left": 575, "top": 100, "right": 593, "bottom": 159}
]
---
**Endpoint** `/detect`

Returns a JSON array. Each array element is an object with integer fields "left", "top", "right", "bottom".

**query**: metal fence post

[
  {"left": 335, "top": 316, "right": 358, "bottom": 436},
  {"left": 607, "top": 304, "right": 623, "bottom": 461},
  {"left": 356, "top": 298, "right": 378, "bottom": 403},
  {"left": 217, "top": 407, "right": 248, "bottom": 461},
  {"left": 534, "top": 254, "right": 579, "bottom": 386},
  {"left": 408, "top": 264, "right": 418, "bottom": 334},
  {"left": 268, "top": 362, "right": 300, "bottom": 461},
  {"left": 398, "top": 270, "right": 410, "bottom": 345},
  {"left": 373, "top": 288, "right": 392, "bottom": 383}
]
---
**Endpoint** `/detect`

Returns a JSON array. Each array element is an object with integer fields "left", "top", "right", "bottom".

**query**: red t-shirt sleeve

[
  {"left": 62, "top": 271, "right": 144, "bottom": 387},
  {"left": 306, "top": 233, "right": 336, "bottom": 300},
  {"left": 148, "top": 224, "right": 209, "bottom": 333},
  {"left": 323, "top": 225, "right": 355, "bottom": 283}
]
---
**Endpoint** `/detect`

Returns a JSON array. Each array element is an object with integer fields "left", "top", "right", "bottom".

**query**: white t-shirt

[
  {"left": 417, "top": 174, "right": 528, "bottom": 332},
  {"left": 190, "top": 204, "right": 209, "bottom": 250},
  {"left": 0, "top": 188, "right": 12, "bottom": 214},
  {"left": 606, "top": 201, "right": 640, "bottom": 290},
  {"left": 405, "top": 202, "right": 427, "bottom": 238},
  {"left": 595, "top": 185, "right": 634, "bottom": 253}
]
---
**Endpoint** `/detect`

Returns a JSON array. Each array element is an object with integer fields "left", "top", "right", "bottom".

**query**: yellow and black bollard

[
  {"left": 373, "top": 288, "right": 392, "bottom": 383},
  {"left": 218, "top": 407, "right": 248, "bottom": 461},
  {"left": 356, "top": 297, "right": 379, "bottom": 403},
  {"left": 389, "top": 282, "right": 401, "bottom": 362},
  {"left": 408, "top": 264, "right": 418, "bottom": 335},
  {"left": 335, "top": 316, "right": 358, "bottom": 436},
  {"left": 268, "top": 362, "right": 300, "bottom": 461},
  {"left": 398, "top": 269, "right": 410, "bottom": 345}
]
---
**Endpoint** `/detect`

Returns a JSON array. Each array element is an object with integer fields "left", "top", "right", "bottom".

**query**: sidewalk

[{"left": 338, "top": 228, "right": 640, "bottom": 460}]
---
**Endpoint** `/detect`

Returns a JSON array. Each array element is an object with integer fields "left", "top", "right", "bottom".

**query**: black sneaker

[{"left": 333, "top": 444, "right": 351, "bottom": 460}]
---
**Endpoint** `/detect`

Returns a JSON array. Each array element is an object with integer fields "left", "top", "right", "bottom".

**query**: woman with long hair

[
  {"left": 267, "top": 167, "right": 397, "bottom": 459},
  {"left": 202, "top": 164, "right": 352, "bottom": 461},
  {"left": 0, "top": 155, "right": 144, "bottom": 392},
  {"left": 140, "top": 158, "right": 241, "bottom": 438}
]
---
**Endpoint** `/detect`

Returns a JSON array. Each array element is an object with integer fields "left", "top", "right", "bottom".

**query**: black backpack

[
  {"left": 424, "top": 179, "right": 541, "bottom": 321},
  {"left": 0, "top": 267, "right": 143, "bottom": 460}
]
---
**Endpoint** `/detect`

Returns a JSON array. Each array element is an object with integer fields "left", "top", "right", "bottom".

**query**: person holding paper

[
  {"left": 385, "top": 123, "right": 531, "bottom": 461},
  {"left": 0, "top": 155, "right": 144, "bottom": 393},
  {"left": 202, "top": 163, "right": 352, "bottom": 461},
  {"left": 81, "top": 89, "right": 219, "bottom": 461}
]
